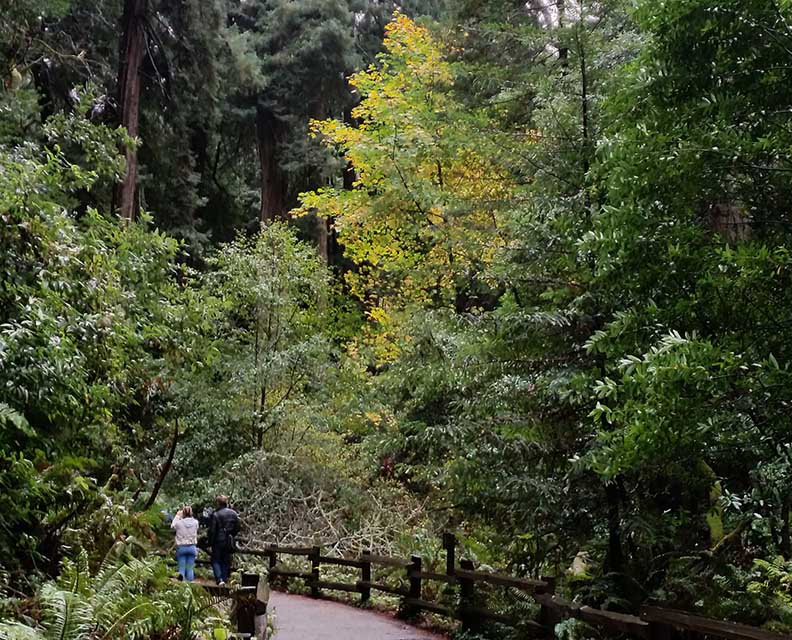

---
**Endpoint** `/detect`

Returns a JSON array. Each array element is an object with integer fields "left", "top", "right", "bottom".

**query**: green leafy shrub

[
  {"left": 0, "top": 542, "right": 226, "bottom": 639},
  {"left": 747, "top": 557, "right": 792, "bottom": 633}
]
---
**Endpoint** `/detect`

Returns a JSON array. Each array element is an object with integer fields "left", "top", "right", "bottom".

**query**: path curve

[{"left": 268, "top": 591, "right": 445, "bottom": 640}]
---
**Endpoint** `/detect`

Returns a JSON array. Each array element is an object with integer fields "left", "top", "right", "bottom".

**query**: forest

[{"left": 1, "top": 0, "right": 792, "bottom": 637}]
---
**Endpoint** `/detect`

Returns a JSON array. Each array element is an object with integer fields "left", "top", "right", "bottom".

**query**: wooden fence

[
  {"left": 234, "top": 533, "right": 789, "bottom": 640},
  {"left": 201, "top": 574, "right": 268, "bottom": 637}
]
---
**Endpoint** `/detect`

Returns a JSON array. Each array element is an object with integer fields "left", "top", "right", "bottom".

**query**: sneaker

[{"left": 218, "top": 581, "right": 226, "bottom": 587}]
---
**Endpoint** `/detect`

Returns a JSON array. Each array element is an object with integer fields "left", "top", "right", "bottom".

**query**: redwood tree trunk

[
  {"left": 256, "top": 106, "right": 286, "bottom": 224},
  {"left": 315, "top": 215, "right": 329, "bottom": 263},
  {"left": 116, "top": 0, "right": 147, "bottom": 222}
]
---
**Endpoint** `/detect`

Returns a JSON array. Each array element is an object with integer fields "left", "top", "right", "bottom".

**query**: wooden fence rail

[{"left": 233, "top": 534, "right": 789, "bottom": 640}]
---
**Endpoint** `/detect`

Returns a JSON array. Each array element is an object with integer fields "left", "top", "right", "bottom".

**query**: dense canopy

[{"left": 2, "top": 0, "right": 792, "bottom": 636}]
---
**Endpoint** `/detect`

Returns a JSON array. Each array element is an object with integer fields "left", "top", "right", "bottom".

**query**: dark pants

[{"left": 212, "top": 546, "right": 232, "bottom": 584}]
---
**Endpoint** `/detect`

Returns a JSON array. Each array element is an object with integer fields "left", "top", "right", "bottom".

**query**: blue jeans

[
  {"left": 212, "top": 547, "right": 231, "bottom": 584},
  {"left": 176, "top": 545, "right": 197, "bottom": 582}
]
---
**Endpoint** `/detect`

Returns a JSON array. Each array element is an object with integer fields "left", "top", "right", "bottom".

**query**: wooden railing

[
  {"left": 201, "top": 573, "right": 268, "bottom": 639},
  {"left": 234, "top": 533, "right": 789, "bottom": 640},
  {"left": 157, "top": 551, "right": 267, "bottom": 639}
]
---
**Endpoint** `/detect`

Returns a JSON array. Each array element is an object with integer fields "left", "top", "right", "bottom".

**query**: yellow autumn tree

[{"left": 298, "top": 13, "right": 516, "bottom": 358}]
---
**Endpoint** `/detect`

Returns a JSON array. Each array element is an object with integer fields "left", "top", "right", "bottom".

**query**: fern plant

[
  {"left": 747, "top": 556, "right": 792, "bottom": 632},
  {"left": 0, "top": 541, "right": 226, "bottom": 639}
]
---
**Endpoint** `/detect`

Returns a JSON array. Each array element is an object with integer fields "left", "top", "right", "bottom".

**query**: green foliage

[
  {"left": 169, "top": 223, "right": 335, "bottom": 479},
  {"left": 3, "top": 0, "right": 792, "bottom": 631},
  {"left": 300, "top": 13, "right": 512, "bottom": 327},
  {"left": 0, "top": 542, "right": 224, "bottom": 639},
  {"left": 553, "top": 618, "right": 597, "bottom": 640},
  {"left": 747, "top": 557, "right": 792, "bottom": 632},
  {"left": 294, "top": 1, "right": 792, "bottom": 627},
  {"left": 0, "top": 102, "right": 206, "bottom": 579}
]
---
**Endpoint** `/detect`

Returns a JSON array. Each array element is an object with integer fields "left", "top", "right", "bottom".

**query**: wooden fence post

[
  {"left": 361, "top": 549, "right": 371, "bottom": 603},
  {"left": 537, "top": 574, "right": 558, "bottom": 632},
  {"left": 234, "top": 572, "right": 268, "bottom": 639},
  {"left": 647, "top": 620, "right": 673, "bottom": 640},
  {"left": 310, "top": 545, "right": 321, "bottom": 598},
  {"left": 405, "top": 555, "right": 422, "bottom": 617},
  {"left": 640, "top": 607, "right": 674, "bottom": 640},
  {"left": 442, "top": 532, "right": 456, "bottom": 576},
  {"left": 459, "top": 558, "right": 476, "bottom": 631}
]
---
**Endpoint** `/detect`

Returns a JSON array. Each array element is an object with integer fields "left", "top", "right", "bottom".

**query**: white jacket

[{"left": 171, "top": 515, "right": 199, "bottom": 546}]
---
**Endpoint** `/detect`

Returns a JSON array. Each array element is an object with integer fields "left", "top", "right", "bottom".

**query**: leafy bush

[
  {"left": 0, "top": 94, "right": 213, "bottom": 581},
  {"left": 747, "top": 557, "right": 792, "bottom": 633},
  {"left": 0, "top": 542, "right": 227, "bottom": 639}
]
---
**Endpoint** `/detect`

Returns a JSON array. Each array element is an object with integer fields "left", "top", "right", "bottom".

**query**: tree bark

[
  {"left": 781, "top": 493, "right": 791, "bottom": 559},
  {"left": 115, "top": 0, "right": 148, "bottom": 223},
  {"left": 316, "top": 214, "right": 330, "bottom": 264},
  {"left": 255, "top": 106, "right": 286, "bottom": 224},
  {"left": 143, "top": 421, "right": 179, "bottom": 510},
  {"left": 604, "top": 481, "right": 624, "bottom": 573},
  {"left": 319, "top": 106, "right": 356, "bottom": 265}
]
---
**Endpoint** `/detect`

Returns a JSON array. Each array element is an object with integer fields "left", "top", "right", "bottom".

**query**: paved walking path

[{"left": 268, "top": 591, "right": 445, "bottom": 640}]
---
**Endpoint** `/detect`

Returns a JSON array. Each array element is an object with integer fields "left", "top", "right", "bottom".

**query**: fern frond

[
  {"left": 99, "top": 599, "right": 159, "bottom": 640},
  {"left": 0, "top": 621, "right": 46, "bottom": 640},
  {"left": 57, "top": 552, "right": 90, "bottom": 598},
  {"left": 8, "top": 552, "right": 219, "bottom": 640},
  {"left": 91, "top": 542, "right": 131, "bottom": 595},
  {"left": 92, "top": 560, "right": 158, "bottom": 634},
  {"left": 39, "top": 583, "right": 93, "bottom": 640}
]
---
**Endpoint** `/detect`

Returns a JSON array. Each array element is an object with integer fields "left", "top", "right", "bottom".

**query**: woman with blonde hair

[{"left": 171, "top": 505, "right": 199, "bottom": 582}]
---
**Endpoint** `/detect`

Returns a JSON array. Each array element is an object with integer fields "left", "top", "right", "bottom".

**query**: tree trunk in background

[
  {"left": 191, "top": 125, "right": 209, "bottom": 180},
  {"left": 781, "top": 494, "right": 791, "bottom": 559},
  {"left": 604, "top": 481, "right": 624, "bottom": 572},
  {"left": 342, "top": 108, "right": 356, "bottom": 195},
  {"left": 143, "top": 421, "right": 179, "bottom": 510},
  {"left": 256, "top": 106, "right": 286, "bottom": 224},
  {"left": 312, "top": 99, "right": 334, "bottom": 264},
  {"left": 316, "top": 107, "right": 356, "bottom": 265},
  {"left": 115, "top": 0, "right": 147, "bottom": 222},
  {"left": 316, "top": 215, "right": 330, "bottom": 264}
]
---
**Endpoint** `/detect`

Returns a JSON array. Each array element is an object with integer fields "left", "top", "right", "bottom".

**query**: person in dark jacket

[{"left": 208, "top": 495, "right": 240, "bottom": 585}]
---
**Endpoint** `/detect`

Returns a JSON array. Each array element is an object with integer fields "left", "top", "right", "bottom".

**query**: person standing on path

[
  {"left": 209, "top": 495, "right": 240, "bottom": 585},
  {"left": 171, "top": 506, "right": 199, "bottom": 582}
]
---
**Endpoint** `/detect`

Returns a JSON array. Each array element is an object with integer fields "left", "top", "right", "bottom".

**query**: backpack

[{"left": 212, "top": 509, "right": 239, "bottom": 552}]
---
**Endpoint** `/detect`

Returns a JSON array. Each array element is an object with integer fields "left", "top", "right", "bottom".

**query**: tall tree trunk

[
  {"left": 191, "top": 125, "right": 209, "bottom": 181},
  {"left": 781, "top": 493, "right": 791, "bottom": 559},
  {"left": 604, "top": 481, "right": 624, "bottom": 573},
  {"left": 115, "top": 0, "right": 147, "bottom": 222},
  {"left": 316, "top": 214, "right": 330, "bottom": 264},
  {"left": 575, "top": 24, "right": 593, "bottom": 220},
  {"left": 187, "top": 124, "right": 209, "bottom": 230},
  {"left": 319, "top": 106, "right": 356, "bottom": 265},
  {"left": 312, "top": 99, "right": 334, "bottom": 264},
  {"left": 256, "top": 106, "right": 286, "bottom": 224}
]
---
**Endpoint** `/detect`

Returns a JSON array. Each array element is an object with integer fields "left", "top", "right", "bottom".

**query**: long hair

[{"left": 182, "top": 505, "right": 193, "bottom": 518}]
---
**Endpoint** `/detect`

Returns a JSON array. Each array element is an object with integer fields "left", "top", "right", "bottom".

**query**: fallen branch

[{"left": 143, "top": 421, "right": 179, "bottom": 510}]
